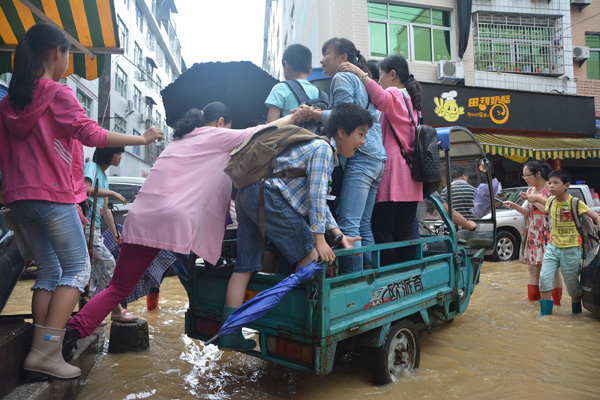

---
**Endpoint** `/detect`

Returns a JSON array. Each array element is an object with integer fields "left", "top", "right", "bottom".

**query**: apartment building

[
  {"left": 571, "top": 0, "right": 600, "bottom": 122},
  {"left": 263, "top": 0, "right": 600, "bottom": 187}
]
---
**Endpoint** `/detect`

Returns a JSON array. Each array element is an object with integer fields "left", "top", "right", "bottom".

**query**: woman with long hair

[
  {"left": 504, "top": 161, "right": 563, "bottom": 304},
  {"left": 338, "top": 54, "right": 423, "bottom": 264},
  {"left": 307, "top": 37, "right": 387, "bottom": 273},
  {"left": 0, "top": 24, "right": 161, "bottom": 380}
]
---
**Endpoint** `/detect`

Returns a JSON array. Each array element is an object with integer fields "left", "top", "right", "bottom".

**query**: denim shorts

[
  {"left": 235, "top": 181, "right": 315, "bottom": 273},
  {"left": 539, "top": 244, "right": 582, "bottom": 297},
  {"left": 10, "top": 200, "right": 91, "bottom": 292}
]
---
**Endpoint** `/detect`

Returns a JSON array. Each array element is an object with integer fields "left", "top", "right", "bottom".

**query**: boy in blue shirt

[
  {"left": 539, "top": 170, "right": 600, "bottom": 316},
  {"left": 265, "top": 44, "right": 321, "bottom": 122}
]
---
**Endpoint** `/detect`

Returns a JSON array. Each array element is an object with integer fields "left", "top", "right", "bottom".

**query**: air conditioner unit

[
  {"left": 573, "top": 46, "right": 590, "bottom": 61},
  {"left": 135, "top": 71, "right": 146, "bottom": 81},
  {"left": 126, "top": 100, "right": 133, "bottom": 110},
  {"left": 138, "top": 113, "right": 147, "bottom": 124},
  {"left": 438, "top": 60, "right": 465, "bottom": 82}
]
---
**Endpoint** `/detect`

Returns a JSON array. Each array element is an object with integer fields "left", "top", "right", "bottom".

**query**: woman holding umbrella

[{"left": 63, "top": 102, "right": 309, "bottom": 350}]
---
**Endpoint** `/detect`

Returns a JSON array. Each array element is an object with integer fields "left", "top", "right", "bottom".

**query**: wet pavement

[{"left": 3, "top": 259, "right": 600, "bottom": 399}]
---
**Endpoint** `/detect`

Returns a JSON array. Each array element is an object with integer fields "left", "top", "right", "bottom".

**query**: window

[
  {"left": 155, "top": 110, "right": 162, "bottom": 128},
  {"left": 123, "top": 0, "right": 129, "bottom": 8},
  {"left": 76, "top": 90, "right": 92, "bottom": 116},
  {"left": 114, "top": 114, "right": 126, "bottom": 133},
  {"left": 132, "top": 129, "right": 141, "bottom": 156},
  {"left": 586, "top": 33, "right": 600, "bottom": 80},
  {"left": 135, "top": 3, "right": 144, "bottom": 33},
  {"left": 156, "top": 76, "right": 162, "bottom": 91},
  {"left": 117, "top": 16, "right": 128, "bottom": 53},
  {"left": 473, "top": 13, "right": 565, "bottom": 75},
  {"left": 368, "top": 3, "right": 451, "bottom": 62},
  {"left": 115, "top": 66, "right": 127, "bottom": 97},
  {"left": 165, "top": 62, "right": 171, "bottom": 82},
  {"left": 145, "top": 102, "right": 153, "bottom": 122},
  {"left": 133, "top": 86, "right": 142, "bottom": 113},
  {"left": 134, "top": 42, "right": 143, "bottom": 68}
]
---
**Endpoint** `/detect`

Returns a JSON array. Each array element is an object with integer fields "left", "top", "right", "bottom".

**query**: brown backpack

[{"left": 224, "top": 125, "right": 329, "bottom": 189}]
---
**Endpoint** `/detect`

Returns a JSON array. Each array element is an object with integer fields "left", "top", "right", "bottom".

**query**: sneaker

[{"left": 110, "top": 309, "right": 138, "bottom": 323}]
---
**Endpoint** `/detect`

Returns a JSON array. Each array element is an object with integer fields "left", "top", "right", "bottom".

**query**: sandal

[{"left": 110, "top": 309, "right": 138, "bottom": 323}]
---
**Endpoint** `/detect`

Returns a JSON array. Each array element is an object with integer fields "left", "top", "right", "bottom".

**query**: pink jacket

[
  {"left": 122, "top": 125, "right": 265, "bottom": 265},
  {"left": 0, "top": 79, "right": 107, "bottom": 205},
  {"left": 365, "top": 80, "right": 423, "bottom": 203}
]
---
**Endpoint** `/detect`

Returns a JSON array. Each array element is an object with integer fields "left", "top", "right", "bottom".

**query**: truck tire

[
  {"left": 372, "top": 320, "right": 420, "bottom": 385},
  {"left": 492, "top": 231, "right": 519, "bottom": 262}
]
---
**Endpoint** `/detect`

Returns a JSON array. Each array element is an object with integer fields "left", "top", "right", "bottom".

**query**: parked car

[
  {"left": 99, "top": 177, "right": 146, "bottom": 232},
  {"left": 481, "top": 184, "right": 600, "bottom": 262}
]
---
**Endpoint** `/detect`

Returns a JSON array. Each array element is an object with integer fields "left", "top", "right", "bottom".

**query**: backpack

[
  {"left": 548, "top": 196, "right": 600, "bottom": 261},
  {"left": 389, "top": 93, "right": 441, "bottom": 197},
  {"left": 224, "top": 124, "right": 329, "bottom": 189},
  {"left": 283, "top": 80, "right": 329, "bottom": 134}
]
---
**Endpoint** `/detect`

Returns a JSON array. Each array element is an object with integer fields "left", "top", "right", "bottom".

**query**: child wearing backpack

[
  {"left": 539, "top": 170, "right": 600, "bottom": 316},
  {"left": 220, "top": 103, "right": 368, "bottom": 351},
  {"left": 338, "top": 54, "right": 423, "bottom": 265},
  {"left": 265, "top": 44, "right": 326, "bottom": 123},
  {"left": 0, "top": 24, "right": 162, "bottom": 380}
]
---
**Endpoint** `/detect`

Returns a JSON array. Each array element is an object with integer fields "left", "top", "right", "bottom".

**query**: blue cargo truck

[{"left": 184, "top": 127, "right": 497, "bottom": 384}]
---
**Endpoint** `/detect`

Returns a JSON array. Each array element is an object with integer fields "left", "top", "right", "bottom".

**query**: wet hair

[
  {"left": 379, "top": 55, "right": 422, "bottom": 112},
  {"left": 282, "top": 44, "right": 312, "bottom": 74},
  {"left": 548, "top": 169, "right": 571, "bottom": 184},
  {"left": 173, "top": 102, "right": 233, "bottom": 139},
  {"left": 524, "top": 160, "right": 552, "bottom": 181},
  {"left": 323, "top": 103, "right": 373, "bottom": 139},
  {"left": 322, "top": 37, "right": 370, "bottom": 75},
  {"left": 451, "top": 164, "right": 467, "bottom": 180},
  {"left": 367, "top": 59, "right": 380, "bottom": 81},
  {"left": 92, "top": 147, "right": 125, "bottom": 165},
  {"left": 8, "top": 24, "right": 71, "bottom": 110}
]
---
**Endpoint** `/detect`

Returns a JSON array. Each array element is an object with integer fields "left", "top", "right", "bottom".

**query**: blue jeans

[
  {"left": 338, "top": 152, "right": 385, "bottom": 273},
  {"left": 10, "top": 200, "right": 90, "bottom": 292},
  {"left": 236, "top": 182, "right": 315, "bottom": 273},
  {"left": 539, "top": 244, "right": 582, "bottom": 297}
]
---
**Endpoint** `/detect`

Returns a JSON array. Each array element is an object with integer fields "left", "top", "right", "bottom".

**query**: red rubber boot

[
  {"left": 527, "top": 285, "right": 541, "bottom": 301},
  {"left": 552, "top": 288, "right": 562, "bottom": 306},
  {"left": 146, "top": 292, "right": 159, "bottom": 311}
]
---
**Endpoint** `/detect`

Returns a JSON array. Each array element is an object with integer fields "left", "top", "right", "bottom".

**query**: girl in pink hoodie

[{"left": 0, "top": 24, "right": 163, "bottom": 381}]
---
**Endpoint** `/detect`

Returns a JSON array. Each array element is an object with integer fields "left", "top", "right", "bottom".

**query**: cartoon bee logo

[{"left": 434, "top": 91, "right": 465, "bottom": 122}]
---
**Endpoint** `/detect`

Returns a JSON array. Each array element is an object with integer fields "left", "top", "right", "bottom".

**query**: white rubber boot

[{"left": 23, "top": 325, "right": 81, "bottom": 380}]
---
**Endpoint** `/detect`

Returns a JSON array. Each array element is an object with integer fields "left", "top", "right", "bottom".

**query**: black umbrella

[{"left": 161, "top": 61, "right": 279, "bottom": 130}]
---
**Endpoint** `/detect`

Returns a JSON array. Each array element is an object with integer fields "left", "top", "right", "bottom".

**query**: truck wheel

[
  {"left": 492, "top": 231, "right": 518, "bottom": 262},
  {"left": 373, "top": 320, "right": 420, "bottom": 385}
]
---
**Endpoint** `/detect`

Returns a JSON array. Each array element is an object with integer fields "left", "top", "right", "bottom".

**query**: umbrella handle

[{"left": 205, "top": 333, "right": 221, "bottom": 346}]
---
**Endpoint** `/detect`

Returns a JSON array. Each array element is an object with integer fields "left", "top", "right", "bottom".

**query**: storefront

[{"left": 421, "top": 82, "right": 600, "bottom": 190}]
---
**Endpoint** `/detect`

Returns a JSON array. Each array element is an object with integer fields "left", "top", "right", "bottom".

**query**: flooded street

[{"left": 4, "top": 260, "right": 600, "bottom": 399}]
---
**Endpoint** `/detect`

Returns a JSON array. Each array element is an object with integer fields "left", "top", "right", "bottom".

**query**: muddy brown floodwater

[{"left": 3, "top": 260, "right": 600, "bottom": 399}]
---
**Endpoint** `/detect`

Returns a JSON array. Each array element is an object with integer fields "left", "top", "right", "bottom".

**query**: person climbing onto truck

[
  {"left": 220, "top": 102, "right": 369, "bottom": 351},
  {"left": 539, "top": 169, "right": 600, "bottom": 316}
]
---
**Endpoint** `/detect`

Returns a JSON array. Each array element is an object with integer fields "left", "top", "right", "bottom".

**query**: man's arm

[{"left": 444, "top": 202, "right": 477, "bottom": 231}]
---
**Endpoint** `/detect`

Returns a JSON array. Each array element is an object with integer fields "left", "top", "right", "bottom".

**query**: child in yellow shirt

[{"left": 539, "top": 170, "right": 600, "bottom": 316}]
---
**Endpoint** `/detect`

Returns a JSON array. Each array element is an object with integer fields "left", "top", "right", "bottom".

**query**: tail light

[{"left": 266, "top": 335, "right": 313, "bottom": 364}]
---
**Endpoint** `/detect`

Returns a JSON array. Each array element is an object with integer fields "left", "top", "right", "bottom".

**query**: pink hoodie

[{"left": 0, "top": 79, "right": 107, "bottom": 205}]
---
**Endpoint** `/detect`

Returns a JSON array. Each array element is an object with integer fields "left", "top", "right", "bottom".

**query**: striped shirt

[
  {"left": 441, "top": 180, "right": 476, "bottom": 220},
  {"left": 266, "top": 139, "right": 338, "bottom": 233}
]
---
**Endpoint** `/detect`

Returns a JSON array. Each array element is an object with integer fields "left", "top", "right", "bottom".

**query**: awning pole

[{"left": 17, "top": 0, "right": 95, "bottom": 59}]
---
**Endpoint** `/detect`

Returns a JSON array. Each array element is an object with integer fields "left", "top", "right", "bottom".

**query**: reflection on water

[{"left": 3, "top": 261, "right": 600, "bottom": 399}]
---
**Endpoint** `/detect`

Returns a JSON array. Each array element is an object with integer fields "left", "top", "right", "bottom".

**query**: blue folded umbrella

[{"left": 206, "top": 261, "right": 322, "bottom": 345}]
